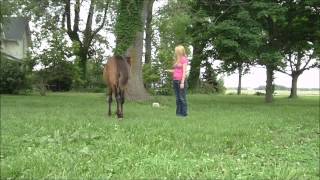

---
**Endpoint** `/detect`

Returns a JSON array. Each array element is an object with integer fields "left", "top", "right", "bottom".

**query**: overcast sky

[{"left": 223, "top": 66, "right": 319, "bottom": 88}]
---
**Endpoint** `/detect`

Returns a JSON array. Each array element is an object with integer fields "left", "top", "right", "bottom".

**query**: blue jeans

[{"left": 173, "top": 80, "right": 188, "bottom": 116}]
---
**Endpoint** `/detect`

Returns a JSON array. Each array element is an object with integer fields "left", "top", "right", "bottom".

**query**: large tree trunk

[
  {"left": 78, "top": 47, "right": 89, "bottom": 81},
  {"left": 289, "top": 73, "right": 299, "bottom": 98},
  {"left": 237, "top": 64, "right": 242, "bottom": 95},
  {"left": 144, "top": 0, "right": 154, "bottom": 64},
  {"left": 126, "top": 0, "right": 150, "bottom": 100},
  {"left": 289, "top": 52, "right": 302, "bottom": 98},
  {"left": 188, "top": 40, "right": 205, "bottom": 90},
  {"left": 143, "top": 0, "right": 154, "bottom": 89},
  {"left": 265, "top": 65, "right": 274, "bottom": 103}
]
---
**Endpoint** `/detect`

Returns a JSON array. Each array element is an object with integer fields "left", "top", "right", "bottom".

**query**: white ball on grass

[{"left": 152, "top": 102, "right": 160, "bottom": 108}]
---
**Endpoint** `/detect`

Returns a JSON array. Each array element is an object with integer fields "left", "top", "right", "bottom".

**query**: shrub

[
  {"left": 86, "top": 58, "right": 105, "bottom": 90},
  {"left": 0, "top": 58, "right": 31, "bottom": 94},
  {"left": 46, "top": 61, "right": 75, "bottom": 91},
  {"left": 255, "top": 91, "right": 265, "bottom": 96}
]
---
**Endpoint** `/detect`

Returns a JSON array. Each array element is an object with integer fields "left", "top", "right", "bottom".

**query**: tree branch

[
  {"left": 61, "top": 10, "right": 66, "bottom": 29},
  {"left": 277, "top": 68, "right": 291, "bottom": 75},
  {"left": 92, "top": 1, "right": 109, "bottom": 37},
  {"left": 277, "top": 53, "right": 292, "bottom": 75},
  {"left": 64, "top": 0, "right": 82, "bottom": 47},
  {"left": 83, "top": 0, "right": 95, "bottom": 46},
  {"left": 299, "top": 52, "right": 319, "bottom": 72},
  {"left": 288, "top": 52, "right": 293, "bottom": 71},
  {"left": 65, "top": 0, "right": 72, "bottom": 32},
  {"left": 73, "top": 0, "right": 81, "bottom": 33}
]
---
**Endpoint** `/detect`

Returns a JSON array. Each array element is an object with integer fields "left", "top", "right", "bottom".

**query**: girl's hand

[{"left": 180, "top": 83, "right": 184, "bottom": 89}]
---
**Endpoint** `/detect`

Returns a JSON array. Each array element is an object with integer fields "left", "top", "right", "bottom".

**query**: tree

[
  {"left": 144, "top": 0, "right": 155, "bottom": 64},
  {"left": 114, "top": 0, "right": 150, "bottom": 100},
  {"left": 186, "top": 0, "right": 258, "bottom": 92},
  {"left": 3, "top": 0, "right": 113, "bottom": 84},
  {"left": 143, "top": 0, "right": 155, "bottom": 89},
  {"left": 63, "top": 0, "right": 110, "bottom": 81},
  {"left": 33, "top": 30, "right": 78, "bottom": 95},
  {"left": 200, "top": 60, "right": 226, "bottom": 94},
  {"left": 279, "top": 52, "right": 319, "bottom": 98},
  {"left": 251, "top": 0, "right": 287, "bottom": 103},
  {"left": 211, "top": 8, "right": 262, "bottom": 95},
  {"left": 185, "top": 0, "right": 209, "bottom": 90},
  {"left": 0, "top": 0, "right": 17, "bottom": 21},
  {"left": 143, "top": 0, "right": 192, "bottom": 95},
  {"left": 276, "top": 0, "right": 320, "bottom": 98}
]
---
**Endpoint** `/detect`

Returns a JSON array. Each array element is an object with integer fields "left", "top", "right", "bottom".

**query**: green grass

[{"left": 1, "top": 93, "right": 319, "bottom": 179}]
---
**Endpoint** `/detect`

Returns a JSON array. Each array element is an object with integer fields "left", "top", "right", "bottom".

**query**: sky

[{"left": 223, "top": 66, "right": 319, "bottom": 89}]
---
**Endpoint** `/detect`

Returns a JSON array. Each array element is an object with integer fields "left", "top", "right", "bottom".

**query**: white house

[{"left": 0, "top": 17, "right": 31, "bottom": 61}]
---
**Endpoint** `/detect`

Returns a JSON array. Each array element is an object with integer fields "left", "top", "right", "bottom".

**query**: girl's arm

[
  {"left": 165, "top": 69, "right": 173, "bottom": 73},
  {"left": 180, "top": 63, "right": 187, "bottom": 88}
]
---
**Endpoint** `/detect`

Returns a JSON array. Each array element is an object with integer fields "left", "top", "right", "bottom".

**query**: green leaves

[
  {"left": 114, "top": 0, "right": 144, "bottom": 55},
  {"left": 211, "top": 7, "right": 262, "bottom": 73},
  {"left": 143, "top": 64, "right": 160, "bottom": 86},
  {"left": 0, "top": 58, "right": 30, "bottom": 94}
]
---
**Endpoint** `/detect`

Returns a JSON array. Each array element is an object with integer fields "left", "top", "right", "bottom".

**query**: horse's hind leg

[
  {"left": 107, "top": 88, "right": 113, "bottom": 116},
  {"left": 120, "top": 89, "right": 125, "bottom": 118},
  {"left": 115, "top": 88, "right": 122, "bottom": 118}
]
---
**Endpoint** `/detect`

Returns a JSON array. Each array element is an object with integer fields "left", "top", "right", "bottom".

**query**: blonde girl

[{"left": 166, "top": 45, "right": 188, "bottom": 117}]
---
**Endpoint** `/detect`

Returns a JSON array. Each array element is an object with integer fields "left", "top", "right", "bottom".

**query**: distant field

[
  {"left": 1, "top": 93, "right": 319, "bottom": 179},
  {"left": 226, "top": 89, "right": 320, "bottom": 96}
]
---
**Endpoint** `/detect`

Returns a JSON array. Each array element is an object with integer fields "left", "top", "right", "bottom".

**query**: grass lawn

[{"left": 1, "top": 93, "right": 319, "bottom": 179}]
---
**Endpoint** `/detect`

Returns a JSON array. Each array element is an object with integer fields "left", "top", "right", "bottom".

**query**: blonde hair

[{"left": 174, "top": 45, "right": 186, "bottom": 65}]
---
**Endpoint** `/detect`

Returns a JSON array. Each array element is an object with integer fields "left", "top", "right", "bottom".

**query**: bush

[
  {"left": 31, "top": 59, "right": 81, "bottom": 96},
  {"left": 153, "top": 86, "right": 173, "bottom": 95},
  {"left": 0, "top": 58, "right": 31, "bottom": 94},
  {"left": 255, "top": 91, "right": 265, "bottom": 96},
  {"left": 142, "top": 63, "right": 173, "bottom": 95},
  {"left": 31, "top": 71, "right": 48, "bottom": 96},
  {"left": 86, "top": 58, "right": 105, "bottom": 90},
  {"left": 46, "top": 61, "right": 75, "bottom": 92},
  {"left": 143, "top": 64, "right": 161, "bottom": 87},
  {"left": 190, "top": 79, "right": 226, "bottom": 94},
  {"left": 195, "top": 62, "right": 226, "bottom": 94}
]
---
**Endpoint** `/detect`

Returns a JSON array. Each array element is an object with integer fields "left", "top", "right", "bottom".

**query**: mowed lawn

[{"left": 1, "top": 93, "right": 319, "bottom": 179}]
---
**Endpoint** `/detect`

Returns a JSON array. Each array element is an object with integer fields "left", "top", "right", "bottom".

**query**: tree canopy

[{"left": 1, "top": 0, "right": 318, "bottom": 101}]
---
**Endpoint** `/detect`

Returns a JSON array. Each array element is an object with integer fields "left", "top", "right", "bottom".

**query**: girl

[{"left": 166, "top": 45, "right": 188, "bottom": 117}]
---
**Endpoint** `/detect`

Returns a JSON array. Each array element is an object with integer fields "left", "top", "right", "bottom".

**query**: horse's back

[
  {"left": 103, "top": 56, "right": 130, "bottom": 88},
  {"left": 116, "top": 58, "right": 130, "bottom": 87},
  {"left": 104, "top": 57, "right": 117, "bottom": 87}
]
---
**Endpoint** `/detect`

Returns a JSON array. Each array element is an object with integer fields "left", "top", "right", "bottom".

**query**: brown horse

[{"left": 103, "top": 55, "right": 131, "bottom": 118}]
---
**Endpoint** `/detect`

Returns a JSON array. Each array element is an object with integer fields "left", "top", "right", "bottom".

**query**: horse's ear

[{"left": 126, "top": 57, "right": 131, "bottom": 66}]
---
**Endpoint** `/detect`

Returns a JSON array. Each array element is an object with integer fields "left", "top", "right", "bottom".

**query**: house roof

[{"left": 2, "top": 17, "right": 31, "bottom": 41}]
